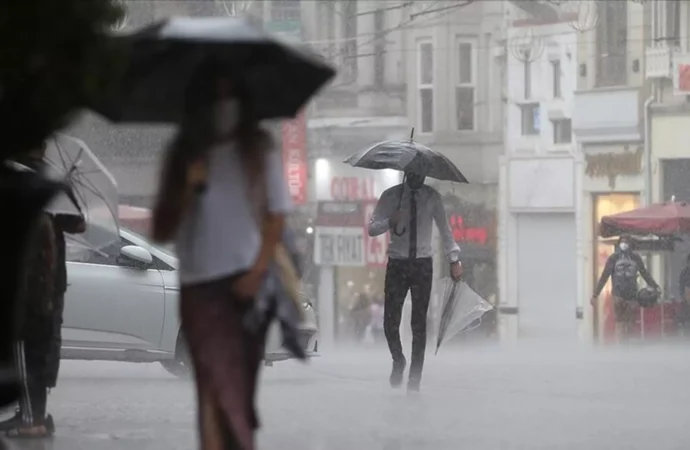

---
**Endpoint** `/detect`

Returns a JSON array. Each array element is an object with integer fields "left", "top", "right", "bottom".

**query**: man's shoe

[
  {"left": 389, "top": 358, "right": 406, "bottom": 388},
  {"left": 43, "top": 415, "right": 55, "bottom": 435},
  {"left": 407, "top": 379, "right": 421, "bottom": 394}
]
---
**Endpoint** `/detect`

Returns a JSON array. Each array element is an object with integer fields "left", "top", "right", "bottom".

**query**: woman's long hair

[{"left": 151, "top": 61, "right": 273, "bottom": 242}]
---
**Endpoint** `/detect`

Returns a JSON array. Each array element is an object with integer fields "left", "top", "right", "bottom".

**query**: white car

[{"left": 62, "top": 228, "right": 318, "bottom": 376}]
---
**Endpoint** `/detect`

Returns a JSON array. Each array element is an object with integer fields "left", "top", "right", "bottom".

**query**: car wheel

[{"left": 160, "top": 331, "right": 191, "bottom": 378}]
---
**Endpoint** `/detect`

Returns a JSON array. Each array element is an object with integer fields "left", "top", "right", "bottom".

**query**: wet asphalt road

[{"left": 3, "top": 342, "right": 690, "bottom": 450}]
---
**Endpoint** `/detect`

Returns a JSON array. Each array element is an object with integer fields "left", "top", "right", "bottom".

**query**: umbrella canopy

[
  {"left": 435, "top": 278, "right": 493, "bottom": 354},
  {"left": 599, "top": 202, "right": 690, "bottom": 237},
  {"left": 44, "top": 134, "right": 120, "bottom": 253},
  {"left": 93, "top": 17, "right": 336, "bottom": 123},
  {"left": 344, "top": 138, "right": 469, "bottom": 183}
]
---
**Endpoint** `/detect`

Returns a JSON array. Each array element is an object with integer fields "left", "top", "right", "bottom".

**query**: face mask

[
  {"left": 619, "top": 242, "right": 629, "bottom": 251},
  {"left": 215, "top": 99, "right": 239, "bottom": 135},
  {"left": 405, "top": 174, "right": 425, "bottom": 190}
]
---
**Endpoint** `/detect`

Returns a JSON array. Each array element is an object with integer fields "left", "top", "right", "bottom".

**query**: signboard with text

[
  {"left": 314, "top": 162, "right": 400, "bottom": 202},
  {"left": 313, "top": 226, "right": 365, "bottom": 267},
  {"left": 281, "top": 111, "right": 308, "bottom": 205}
]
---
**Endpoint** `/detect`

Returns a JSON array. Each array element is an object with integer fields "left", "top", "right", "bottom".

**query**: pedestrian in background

[
  {"left": 152, "top": 62, "right": 291, "bottom": 450},
  {"left": 592, "top": 235, "right": 660, "bottom": 340}
]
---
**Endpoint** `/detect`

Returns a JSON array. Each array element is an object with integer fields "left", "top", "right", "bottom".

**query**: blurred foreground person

[
  {"left": 369, "top": 173, "right": 462, "bottom": 392},
  {"left": 592, "top": 235, "right": 660, "bottom": 340},
  {"left": 152, "top": 63, "right": 291, "bottom": 450},
  {"left": 1, "top": 143, "right": 84, "bottom": 437},
  {"left": 4, "top": 210, "right": 57, "bottom": 438}
]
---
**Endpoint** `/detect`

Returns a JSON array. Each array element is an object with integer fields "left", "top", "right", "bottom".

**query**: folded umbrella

[
  {"left": 93, "top": 17, "right": 336, "bottom": 123},
  {"left": 44, "top": 134, "right": 119, "bottom": 253},
  {"left": 244, "top": 227, "right": 307, "bottom": 361},
  {"left": 435, "top": 278, "right": 493, "bottom": 354}
]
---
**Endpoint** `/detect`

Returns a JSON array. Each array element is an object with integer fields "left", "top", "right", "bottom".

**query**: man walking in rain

[
  {"left": 369, "top": 172, "right": 462, "bottom": 392},
  {"left": 592, "top": 234, "right": 660, "bottom": 340}
]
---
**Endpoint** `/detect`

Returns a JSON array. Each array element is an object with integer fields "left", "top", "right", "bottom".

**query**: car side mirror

[{"left": 119, "top": 245, "right": 153, "bottom": 269}]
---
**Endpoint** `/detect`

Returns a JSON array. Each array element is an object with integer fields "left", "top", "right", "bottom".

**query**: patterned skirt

[{"left": 179, "top": 274, "right": 268, "bottom": 450}]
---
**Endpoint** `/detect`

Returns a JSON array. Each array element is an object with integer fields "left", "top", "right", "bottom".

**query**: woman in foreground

[{"left": 152, "top": 63, "right": 291, "bottom": 450}]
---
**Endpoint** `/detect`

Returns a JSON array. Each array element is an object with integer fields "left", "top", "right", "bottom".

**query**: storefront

[
  {"left": 652, "top": 111, "right": 690, "bottom": 308},
  {"left": 499, "top": 155, "right": 581, "bottom": 340},
  {"left": 311, "top": 158, "right": 401, "bottom": 345},
  {"left": 581, "top": 143, "right": 645, "bottom": 341},
  {"left": 438, "top": 191, "right": 498, "bottom": 338}
]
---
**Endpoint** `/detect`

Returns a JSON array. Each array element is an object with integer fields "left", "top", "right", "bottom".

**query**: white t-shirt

[{"left": 175, "top": 142, "right": 292, "bottom": 285}]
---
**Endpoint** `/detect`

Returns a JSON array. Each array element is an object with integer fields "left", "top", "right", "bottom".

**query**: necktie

[{"left": 409, "top": 190, "right": 417, "bottom": 259}]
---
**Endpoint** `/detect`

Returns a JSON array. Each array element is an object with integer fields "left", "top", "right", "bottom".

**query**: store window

[
  {"left": 662, "top": 159, "right": 690, "bottom": 300},
  {"left": 592, "top": 193, "right": 640, "bottom": 340}
]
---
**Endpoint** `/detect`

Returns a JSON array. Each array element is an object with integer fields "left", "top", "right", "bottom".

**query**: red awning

[{"left": 599, "top": 202, "right": 690, "bottom": 237}]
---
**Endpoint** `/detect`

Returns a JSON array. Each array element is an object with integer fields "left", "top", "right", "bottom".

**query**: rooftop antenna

[{"left": 410, "top": 127, "right": 415, "bottom": 141}]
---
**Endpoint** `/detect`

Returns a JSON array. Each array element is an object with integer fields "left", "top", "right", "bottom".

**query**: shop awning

[{"left": 599, "top": 201, "right": 690, "bottom": 237}]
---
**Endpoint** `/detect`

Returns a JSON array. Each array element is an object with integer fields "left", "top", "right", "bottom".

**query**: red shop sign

[
  {"left": 330, "top": 176, "right": 378, "bottom": 202},
  {"left": 281, "top": 111, "right": 308, "bottom": 205},
  {"left": 449, "top": 215, "right": 488, "bottom": 245}
]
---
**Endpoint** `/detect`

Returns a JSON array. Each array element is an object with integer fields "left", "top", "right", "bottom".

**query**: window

[
  {"left": 270, "top": 0, "right": 301, "bottom": 22},
  {"left": 523, "top": 58, "right": 532, "bottom": 99},
  {"left": 520, "top": 104, "right": 539, "bottom": 136},
  {"left": 456, "top": 39, "right": 475, "bottom": 131},
  {"left": 373, "top": 9, "right": 385, "bottom": 87},
  {"left": 664, "top": 0, "right": 681, "bottom": 47},
  {"left": 595, "top": 0, "right": 627, "bottom": 87},
  {"left": 342, "top": 0, "right": 358, "bottom": 81},
  {"left": 552, "top": 119, "right": 572, "bottom": 144},
  {"left": 418, "top": 40, "right": 434, "bottom": 133},
  {"left": 552, "top": 60, "right": 562, "bottom": 98}
]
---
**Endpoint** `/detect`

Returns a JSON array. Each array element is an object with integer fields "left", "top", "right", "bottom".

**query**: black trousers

[
  {"left": 383, "top": 257, "right": 433, "bottom": 383},
  {"left": 14, "top": 340, "right": 48, "bottom": 425}
]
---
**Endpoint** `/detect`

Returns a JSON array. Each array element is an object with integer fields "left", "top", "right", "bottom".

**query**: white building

[{"left": 498, "top": 14, "right": 582, "bottom": 339}]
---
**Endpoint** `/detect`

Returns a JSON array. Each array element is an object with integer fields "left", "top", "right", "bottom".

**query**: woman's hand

[
  {"left": 233, "top": 267, "right": 266, "bottom": 299},
  {"left": 187, "top": 160, "right": 208, "bottom": 188}
]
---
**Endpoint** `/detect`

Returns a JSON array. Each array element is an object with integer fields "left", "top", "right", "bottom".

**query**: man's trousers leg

[
  {"left": 408, "top": 258, "right": 433, "bottom": 389},
  {"left": 14, "top": 341, "right": 47, "bottom": 426},
  {"left": 383, "top": 259, "right": 409, "bottom": 364}
]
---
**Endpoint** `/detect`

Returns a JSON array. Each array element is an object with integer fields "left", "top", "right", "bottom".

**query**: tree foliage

[{"left": 0, "top": 0, "right": 124, "bottom": 159}]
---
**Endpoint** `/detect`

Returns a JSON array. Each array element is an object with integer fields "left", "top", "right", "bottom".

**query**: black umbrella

[
  {"left": 93, "top": 17, "right": 336, "bottom": 123},
  {"left": 343, "top": 129, "right": 469, "bottom": 183},
  {"left": 344, "top": 128, "right": 468, "bottom": 235}
]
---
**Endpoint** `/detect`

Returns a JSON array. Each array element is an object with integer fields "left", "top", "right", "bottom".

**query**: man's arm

[
  {"left": 593, "top": 256, "right": 615, "bottom": 297},
  {"left": 635, "top": 254, "right": 660, "bottom": 289},
  {"left": 432, "top": 192, "right": 460, "bottom": 262},
  {"left": 368, "top": 189, "right": 395, "bottom": 237}
]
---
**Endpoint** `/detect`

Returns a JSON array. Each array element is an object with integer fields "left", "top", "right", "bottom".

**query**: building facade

[
  {"left": 402, "top": 1, "right": 504, "bottom": 329},
  {"left": 498, "top": 13, "right": 582, "bottom": 340},
  {"left": 572, "top": 0, "right": 650, "bottom": 341},
  {"left": 645, "top": 0, "right": 690, "bottom": 303},
  {"left": 300, "top": 1, "right": 411, "bottom": 347}
]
